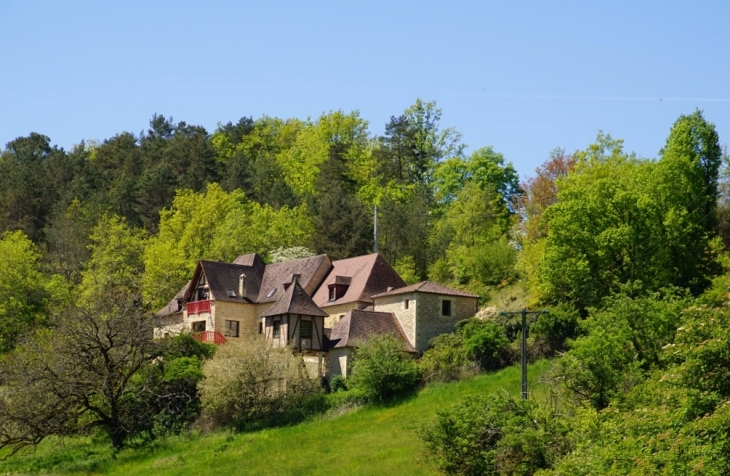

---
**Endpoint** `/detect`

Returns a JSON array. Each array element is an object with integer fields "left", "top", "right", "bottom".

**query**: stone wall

[
  {"left": 322, "top": 301, "right": 367, "bottom": 328},
  {"left": 412, "top": 293, "right": 478, "bottom": 352},
  {"left": 325, "top": 347, "right": 352, "bottom": 378},
  {"left": 373, "top": 293, "right": 417, "bottom": 346},
  {"left": 185, "top": 308, "right": 212, "bottom": 331},
  {"left": 212, "top": 300, "right": 260, "bottom": 338},
  {"left": 154, "top": 312, "right": 185, "bottom": 338}
]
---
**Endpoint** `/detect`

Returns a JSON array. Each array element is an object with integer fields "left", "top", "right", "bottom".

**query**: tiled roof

[
  {"left": 262, "top": 281, "right": 328, "bottom": 317},
  {"left": 257, "top": 254, "right": 332, "bottom": 303},
  {"left": 327, "top": 309, "right": 417, "bottom": 353},
  {"left": 196, "top": 260, "right": 265, "bottom": 302},
  {"left": 312, "top": 254, "right": 406, "bottom": 308},
  {"left": 371, "top": 281, "right": 480, "bottom": 299},
  {"left": 155, "top": 283, "right": 189, "bottom": 317},
  {"left": 232, "top": 253, "right": 265, "bottom": 269}
]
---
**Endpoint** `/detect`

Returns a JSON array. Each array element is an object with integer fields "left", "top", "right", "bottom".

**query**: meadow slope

[{"left": 0, "top": 361, "right": 551, "bottom": 476}]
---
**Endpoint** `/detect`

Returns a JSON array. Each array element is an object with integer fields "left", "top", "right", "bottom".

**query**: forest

[{"left": 1, "top": 99, "right": 730, "bottom": 474}]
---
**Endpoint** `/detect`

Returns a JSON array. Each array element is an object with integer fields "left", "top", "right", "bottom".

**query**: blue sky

[{"left": 1, "top": 1, "right": 728, "bottom": 178}]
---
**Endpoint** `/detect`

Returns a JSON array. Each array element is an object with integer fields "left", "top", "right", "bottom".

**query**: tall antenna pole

[{"left": 374, "top": 205, "right": 379, "bottom": 253}]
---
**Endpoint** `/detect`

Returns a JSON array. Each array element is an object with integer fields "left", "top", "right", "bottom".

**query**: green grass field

[{"left": 0, "top": 360, "right": 551, "bottom": 475}]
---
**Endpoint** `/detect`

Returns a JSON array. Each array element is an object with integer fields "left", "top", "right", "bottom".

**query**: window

[
  {"left": 404, "top": 299, "right": 409, "bottom": 310},
  {"left": 441, "top": 299, "right": 452, "bottom": 317},
  {"left": 328, "top": 281, "right": 350, "bottom": 301},
  {"left": 273, "top": 320, "right": 281, "bottom": 337},
  {"left": 300, "top": 320, "right": 312, "bottom": 339},
  {"left": 225, "top": 320, "right": 239, "bottom": 337},
  {"left": 259, "top": 322, "right": 263, "bottom": 334},
  {"left": 226, "top": 289, "right": 237, "bottom": 298},
  {"left": 192, "top": 321, "right": 206, "bottom": 332}
]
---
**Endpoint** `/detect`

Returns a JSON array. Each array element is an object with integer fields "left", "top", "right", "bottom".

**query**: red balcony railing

[
  {"left": 193, "top": 331, "right": 227, "bottom": 345},
  {"left": 187, "top": 300, "right": 211, "bottom": 315}
]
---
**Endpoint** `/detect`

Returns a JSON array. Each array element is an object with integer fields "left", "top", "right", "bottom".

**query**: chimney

[{"left": 238, "top": 273, "right": 247, "bottom": 299}]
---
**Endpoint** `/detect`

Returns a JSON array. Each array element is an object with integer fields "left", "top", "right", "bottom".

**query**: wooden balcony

[
  {"left": 186, "top": 300, "right": 211, "bottom": 315},
  {"left": 193, "top": 330, "right": 227, "bottom": 345}
]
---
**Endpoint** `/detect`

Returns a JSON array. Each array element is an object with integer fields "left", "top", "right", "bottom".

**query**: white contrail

[{"left": 474, "top": 94, "right": 730, "bottom": 102}]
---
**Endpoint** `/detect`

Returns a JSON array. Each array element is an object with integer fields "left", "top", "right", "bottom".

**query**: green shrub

[
  {"left": 329, "top": 375, "right": 347, "bottom": 393},
  {"left": 458, "top": 319, "right": 511, "bottom": 371},
  {"left": 198, "top": 336, "right": 323, "bottom": 430},
  {"left": 126, "top": 333, "right": 216, "bottom": 438},
  {"left": 530, "top": 304, "right": 581, "bottom": 356},
  {"left": 421, "top": 392, "right": 570, "bottom": 476},
  {"left": 348, "top": 333, "right": 421, "bottom": 403},
  {"left": 419, "top": 332, "right": 478, "bottom": 383}
]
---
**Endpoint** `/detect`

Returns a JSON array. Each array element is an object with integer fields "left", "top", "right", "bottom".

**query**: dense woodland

[{"left": 2, "top": 100, "right": 730, "bottom": 474}]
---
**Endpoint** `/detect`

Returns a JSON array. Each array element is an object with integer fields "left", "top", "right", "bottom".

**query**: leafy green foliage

[
  {"left": 348, "top": 333, "right": 421, "bottom": 403},
  {"left": 420, "top": 318, "right": 511, "bottom": 383},
  {"left": 419, "top": 332, "right": 476, "bottom": 383},
  {"left": 421, "top": 392, "right": 570, "bottom": 476},
  {"left": 434, "top": 146, "right": 520, "bottom": 208},
  {"left": 81, "top": 214, "right": 147, "bottom": 302},
  {"left": 540, "top": 116, "right": 723, "bottom": 308},
  {"left": 143, "top": 184, "right": 313, "bottom": 309},
  {"left": 126, "top": 334, "right": 215, "bottom": 438},
  {"left": 554, "top": 291, "right": 686, "bottom": 410},
  {"left": 530, "top": 304, "right": 581, "bottom": 355},
  {"left": 0, "top": 231, "right": 49, "bottom": 352},
  {"left": 458, "top": 319, "right": 511, "bottom": 371},
  {"left": 328, "top": 375, "right": 348, "bottom": 393}
]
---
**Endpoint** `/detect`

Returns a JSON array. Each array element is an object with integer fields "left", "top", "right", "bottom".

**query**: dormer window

[{"left": 328, "top": 276, "right": 351, "bottom": 302}]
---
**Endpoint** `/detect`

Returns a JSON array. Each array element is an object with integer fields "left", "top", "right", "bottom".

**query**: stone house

[{"left": 156, "top": 252, "right": 479, "bottom": 377}]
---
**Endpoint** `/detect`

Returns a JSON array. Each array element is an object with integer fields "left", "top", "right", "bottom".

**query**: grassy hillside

[{"left": 0, "top": 360, "right": 551, "bottom": 475}]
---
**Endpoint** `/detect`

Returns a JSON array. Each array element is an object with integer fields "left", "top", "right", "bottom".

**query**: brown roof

[
  {"left": 371, "top": 281, "right": 480, "bottom": 299},
  {"left": 232, "top": 253, "right": 265, "bottom": 269},
  {"left": 189, "top": 260, "right": 265, "bottom": 303},
  {"left": 261, "top": 281, "right": 328, "bottom": 318},
  {"left": 312, "top": 254, "right": 406, "bottom": 308},
  {"left": 257, "top": 254, "right": 331, "bottom": 303},
  {"left": 327, "top": 309, "right": 416, "bottom": 353},
  {"left": 156, "top": 283, "right": 189, "bottom": 317}
]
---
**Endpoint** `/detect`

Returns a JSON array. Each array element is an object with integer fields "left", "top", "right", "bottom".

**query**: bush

[
  {"left": 420, "top": 332, "right": 478, "bottom": 383},
  {"left": 198, "top": 336, "right": 323, "bottom": 430},
  {"left": 329, "top": 375, "right": 348, "bottom": 393},
  {"left": 348, "top": 333, "right": 421, "bottom": 403},
  {"left": 420, "top": 392, "right": 570, "bottom": 476},
  {"left": 126, "top": 333, "right": 217, "bottom": 438},
  {"left": 458, "top": 319, "right": 511, "bottom": 371},
  {"left": 530, "top": 304, "right": 581, "bottom": 356}
]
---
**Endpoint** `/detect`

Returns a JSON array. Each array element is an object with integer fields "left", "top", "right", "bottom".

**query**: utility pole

[
  {"left": 373, "top": 205, "right": 379, "bottom": 253},
  {"left": 497, "top": 309, "right": 548, "bottom": 400}
]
